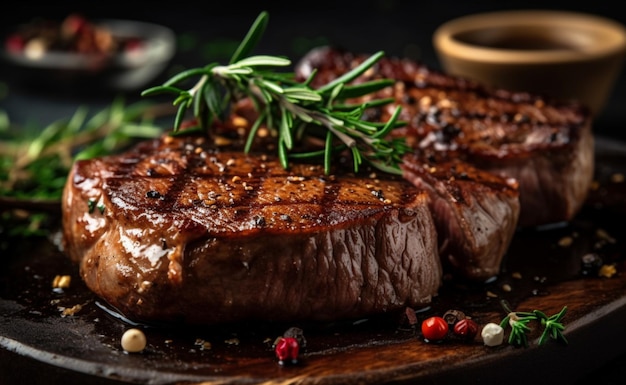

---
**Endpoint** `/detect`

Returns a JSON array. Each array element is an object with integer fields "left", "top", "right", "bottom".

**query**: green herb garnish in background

[
  {"left": 0, "top": 98, "right": 165, "bottom": 237},
  {"left": 142, "top": 11, "right": 409, "bottom": 175}
]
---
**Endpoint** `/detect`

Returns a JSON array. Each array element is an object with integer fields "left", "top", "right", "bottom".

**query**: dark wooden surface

[{"left": 0, "top": 137, "right": 625, "bottom": 385}]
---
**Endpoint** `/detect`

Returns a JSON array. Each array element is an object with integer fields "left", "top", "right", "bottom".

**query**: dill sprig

[{"left": 141, "top": 11, "right": 408, "bottom": 175}]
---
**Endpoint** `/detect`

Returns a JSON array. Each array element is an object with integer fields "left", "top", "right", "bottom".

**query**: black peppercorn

[
  {"left": 146, "top": 190, "right": 162, "bottom": 199},
  {"left": 442, "top": 309, "right": 466, "bottom": 327}
]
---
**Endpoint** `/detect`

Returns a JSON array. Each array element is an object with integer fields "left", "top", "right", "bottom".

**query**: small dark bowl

[{"left": 2, "top": 19, "right": 176, "bottom": 93}]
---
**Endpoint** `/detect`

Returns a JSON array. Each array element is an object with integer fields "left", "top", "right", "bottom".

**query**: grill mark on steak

[{"left": 295, "top": 46, "right": 594, "bottom": 227}]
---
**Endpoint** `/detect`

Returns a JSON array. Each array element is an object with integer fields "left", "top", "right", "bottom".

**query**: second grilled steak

[
  {"left": 401, "top": 154, "right": 520, "bottom": 281},
  {"left": 295, "top": 46, "right": 594, "bottom": 227}
]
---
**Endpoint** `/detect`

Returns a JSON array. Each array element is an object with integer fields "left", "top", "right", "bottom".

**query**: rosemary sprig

[
  {"left": 499, "top": 300, "right": 568, "bottom": 347},
  {"left": 141, "top": 11, "right": 408, "bottom": 175}
]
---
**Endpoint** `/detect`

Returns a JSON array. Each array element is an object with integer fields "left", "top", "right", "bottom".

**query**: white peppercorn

[
  {"left": 481, "top": 322, "right": 504, "bottom": 346},
  {"left": 121, "top": 328, "right": 147, "bottom": 353}
]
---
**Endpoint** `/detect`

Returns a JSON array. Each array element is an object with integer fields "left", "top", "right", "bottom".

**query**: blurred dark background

[{"left": 1, "top": 0, "right": 626, "bottom": 141}]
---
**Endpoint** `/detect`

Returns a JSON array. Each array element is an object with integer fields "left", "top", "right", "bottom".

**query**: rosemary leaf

[
  {"left": 324, "top": 130, "right": 333, "bottom": 174},
  {"left": 141, "top": 85, "right": 186, "bottom": 96},
  {"left": 229, "top": 11, "right": 270, "bottom": 64},
  {"left": 374, "top": 106, "right": 403, "bottom": 138},
  {"left": 336, "top": 79, "right": 395, "bottom": 99},
  {"left": 283, "top": 87, "right": 323, "bottom": 102},
  {"left": 231, "top": 55, "right": 291, "bottom": 68},
  {"left": 278, "top": 137, "right": 288, "bottom": 169},
  {"left": 317, "top": 51, "right": 386, "bottom": 94},
  {"left": 244, "top": 110, "right": 267, "bottom": 153},
  {"left": 164, "top": 68, "right": 211, "bottom": 87},
  {"left": 174, "top": 104, "right": 187, "bottom": 131},
  {"left": 279, "top": 107, "right": 293, "bottom": 149},
  {"left": 258, "top": 78, "right": 284, "bottom": 94}
]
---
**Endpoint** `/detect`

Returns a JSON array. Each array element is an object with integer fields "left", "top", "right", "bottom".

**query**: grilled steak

[
  {"left": 62, "top": 133, "right": 445, "bottom": 326},
  {"left": 295, "top": 46, "right": 594, "bottom": 227}
]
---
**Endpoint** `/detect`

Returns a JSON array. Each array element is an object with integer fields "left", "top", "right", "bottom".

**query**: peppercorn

[
  {"left": 421, "top": 316, "right": 449, "bottom": 342},
  {"left": 146, "top": 190, "right": 162, "bottom": 199},
  {"left": 442, "top": 309, "right": 466, "bottom": 327},
  {"left": 283, "top": 327, "right": 307, "bottom": 349},
  {"left": 275, "top": 337, "right": 299, "bottom": 365},
  {"left": 581, "top": 252, "right": 603, "bottom": 276},
  {"left": 121, "top": 328, "right": 147, "bottom": 353},
  {"left": 481, "top": 323, "right": 504, "bottom": 346},
  {"left": 453, "top": 318, "right": 479, "bottom": 340}
]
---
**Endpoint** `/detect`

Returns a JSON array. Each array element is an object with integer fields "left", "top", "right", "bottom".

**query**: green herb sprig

[
  {"left": 0, "top": 98, "right": 163, "bottom": 200},
  {"left": 141, "top": 11, "right": 408, "bottom": 175},
  {"left": 0, "top": 98, "right": 165, "bottom": 237},
  {"left": 499, "top": 300, "right": 568, "bottom": 347}
]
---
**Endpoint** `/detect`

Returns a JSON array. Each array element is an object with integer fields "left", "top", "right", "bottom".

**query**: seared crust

[{"left": 62, "top": 134, "right": 443, "bottom": 325}]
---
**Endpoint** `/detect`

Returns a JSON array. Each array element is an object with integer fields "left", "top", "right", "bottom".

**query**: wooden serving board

[{"left": 1, "top": 137, "right": 625, "bottom": 385}]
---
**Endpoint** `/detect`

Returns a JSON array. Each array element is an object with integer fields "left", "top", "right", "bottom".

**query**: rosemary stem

[{"left": 189, "top": 74, "right": 209, "bottom": 98}]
